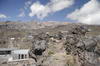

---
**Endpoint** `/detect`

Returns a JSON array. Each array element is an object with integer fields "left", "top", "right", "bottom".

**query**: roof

[
  {"left": 12, "top": 49, "right": 29, "bottom": 54},
  {"left": 0, "top": 48, "right": 16, "bottom": 51}
]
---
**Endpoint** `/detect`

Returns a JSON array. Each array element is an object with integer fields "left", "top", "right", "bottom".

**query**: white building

[
  {"left": 0, "top": 48, "right": 29, "bottom": 61},
  {"left": 12, "top": 49, "right": 29, "bottom": 60}
]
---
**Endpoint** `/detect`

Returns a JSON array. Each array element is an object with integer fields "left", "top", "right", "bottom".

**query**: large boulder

[
  {"left": 76, "top": 38, "right": 97, "bottom": 52},
  {"left": 94, "top": 36, "right": 100, "bottom": 55},
  {"left": 29, "top": 32, "right": 49, "bottom": 61}
]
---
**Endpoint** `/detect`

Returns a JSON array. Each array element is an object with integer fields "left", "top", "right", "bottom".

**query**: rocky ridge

[
  {"left": 0, "top": 22, "right": 100, "bottom": 66},
  {"left": 29, "top": 24, "right": 100, "bottom": 66}
]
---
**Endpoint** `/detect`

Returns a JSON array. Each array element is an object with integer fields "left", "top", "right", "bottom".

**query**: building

[
  {"left": 12, "top": 49, "right": 29, "bottom": 60},
  {"left": 0, "top": 48, "right": 14, "bottom": 61},
  {"left": 0, "top": 48, "right": 29, "bottom": 61}
]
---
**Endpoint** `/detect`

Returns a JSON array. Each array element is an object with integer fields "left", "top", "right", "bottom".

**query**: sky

[{"left": 0, "top": 0, "right": 100, "bottom": 25}]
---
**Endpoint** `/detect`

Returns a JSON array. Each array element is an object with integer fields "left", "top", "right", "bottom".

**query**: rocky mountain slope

[
  {"left": 0, "top": 21, "right": 68, "bottom": 48},
  {"left": 0, "top": 21, "right": 100, "bottom": 66},
  {"left": 29, "top": 24, "right": 100, "bottom": 66}
]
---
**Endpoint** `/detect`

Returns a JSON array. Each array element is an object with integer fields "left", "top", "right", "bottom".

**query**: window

[
  {"left": 19, "top": 54, "right": 20, "bottom": 59},
  {"left": 25, "top": 54, "right": 27, "bottom": 58},
  {"left": 0, "top": 51, "right": 11, "bottom": 55},
  {"left": 22, "top": 54, "right": 24, "bottom": 59}
]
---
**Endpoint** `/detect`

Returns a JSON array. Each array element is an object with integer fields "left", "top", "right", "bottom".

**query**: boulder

[
  {"left": 77, "top": 38, "right": 97, "bottom": 52},
  {"left": 29, "top": 33, "right": 48, "bottom": 61}
]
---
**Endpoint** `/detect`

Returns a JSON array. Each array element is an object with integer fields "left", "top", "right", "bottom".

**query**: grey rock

[
  {"left": 29, "top": 32, "right": 48, "bottom": 63},
  {"left": 85, "top": 52, "right": 98, "bottom": 64},
  {"left": 64, "top": 25, "right": 100, "bottom": 66},
  {"left": 68, "top": 25, "right": 89, "bottom": 36},
  {"left": 77, "top": 38, "right": 97, "bottom": 52}
]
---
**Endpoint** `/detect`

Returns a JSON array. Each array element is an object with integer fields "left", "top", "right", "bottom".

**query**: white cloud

[
  {"left": 25, "top": 1, "right": 31, "bottom": 6},
  {"left": 67, "top": 0, "right": 100, "bottom": 25},
  {"left": 18, "top": 11, "right": 25, "bottom": 17},
  {"left": 29, "top": 0, "right": 74, "bottom": 19},
  {"left": 50, "top": 0, "right": 74, "bottom": 12},
  {"left": 0, "top": 14, "right": 7, "bottom": 18},
  {"left": 18, "top": 0, "right": 32, "bottom": 17},
  {"left": 24, "top": 0, "right": 32, "bottom": 10},
  {"left": 29, "top": 2, "right": 49, "bottom": 19},
  {"left": 18, "top": 9, "right": 25, "bottom": 17}
]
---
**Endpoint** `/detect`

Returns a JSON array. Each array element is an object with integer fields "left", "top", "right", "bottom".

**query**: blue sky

[{"left": 0, "top": 0, "right": 91, "bottom": 22}]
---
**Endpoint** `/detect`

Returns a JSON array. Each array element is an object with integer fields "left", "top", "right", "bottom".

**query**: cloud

[
  {"left": 18, "top": 9, "right": 25, "bottom": 17},
  {"left": 50, "top": 0, "right": 74, "bottom": 12},
  {"left": 67, "top": 0, "right": 100, "bottom": 25},
  {"left": 0, "top": 14, "right": 7, "bottom": 18},
  {"left": 24, "top": 0, "right": 32, "bottom": 10},
  {"left": 18, "top": 0, "right": 32, "bottom": 17},
  {"left": 29, "top": 0, "right": 74, "bottom": 19},
  {"left": 18, "top": 11, "right": 25, "bottom": 17},
  {"left": 29, "top": 2, "right": 49, "bottom": 19}
]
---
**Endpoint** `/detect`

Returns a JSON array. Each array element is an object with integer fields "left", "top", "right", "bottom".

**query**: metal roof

[
  {"left": 0, "top": 48, "right": 16, "bottom": 51},
  {"left": 12, "top": 49, "right": 29, "bottom": 54}
]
